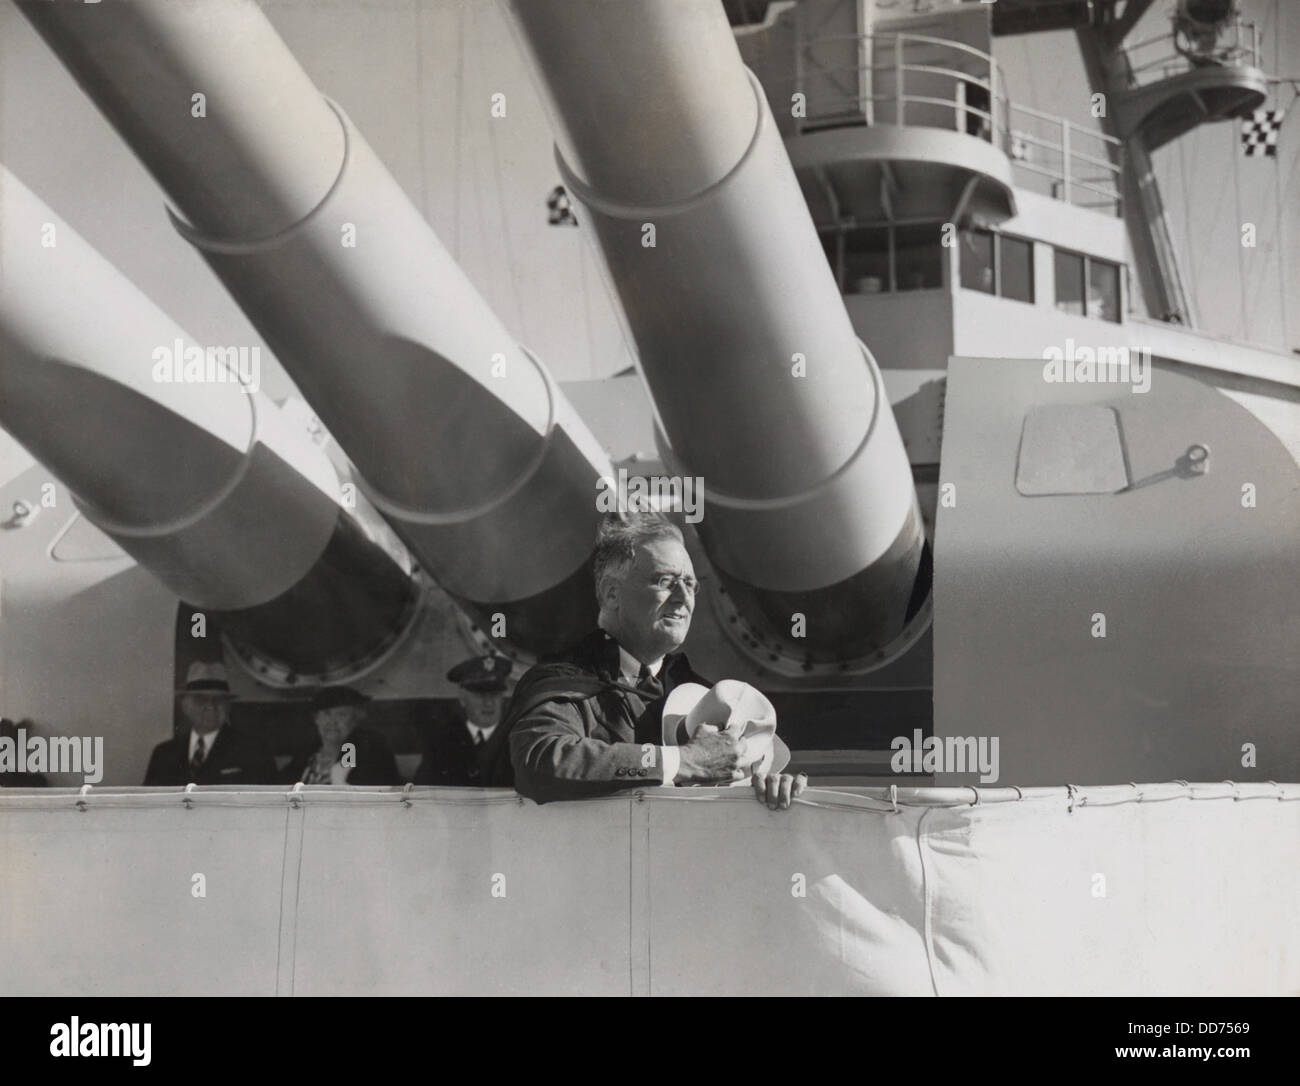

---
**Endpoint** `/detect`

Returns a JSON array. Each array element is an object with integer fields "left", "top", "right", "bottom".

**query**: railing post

[
  {"left": 895, "top": 34, "right": 905, "bottom": 126},
  {"left": 1061, "top": 118, "right": 1072, "bottom": 206},
  {"left": 861, "top": 30, "right": 872, "bottom": 125},
  {"left": 955, "top": 78, "right": 966, "bottom": 133},
  {"left": 1113, "top": 139, "right": 1124, "bottom": 219},
  {"left": 989, "top": 63, "right": 999, "bottom": 147}
]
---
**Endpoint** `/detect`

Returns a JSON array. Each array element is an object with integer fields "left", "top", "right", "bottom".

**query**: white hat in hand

[{"left": 662, "top": 680, "right": 790, "bottom": 783}]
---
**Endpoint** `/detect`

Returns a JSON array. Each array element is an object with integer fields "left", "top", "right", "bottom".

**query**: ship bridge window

[
  {"left": 1087, "top": 259, "right": 1120, "bottom": 323},
  {"left": 1000, "top": 237, "right": 1034, "bottom": 303},
  {"left": 1055, "top": 250, "right": 1085, "bottom": 315},
  {"left": 959, "top": 229, "right": 1034, "bottom": 303},
  {"left": 1055, "top": 248, "right": 1120, "bottom": 323},
  {"left": 843, "top": 227, "right": 890, "bottom": 295},
  {"left": 894, "top": 224, "right": 943, "bottom": 291},
  {"left": 959, "top": 230, "right": 995, "bottom": 294},
  {"left": 821, "top": 221, "right": 945, "bottom": 294}
]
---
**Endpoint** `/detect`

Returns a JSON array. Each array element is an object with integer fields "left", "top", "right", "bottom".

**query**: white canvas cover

[{"left": 1, "top": 783, "right": 1295, "bottom": 995}]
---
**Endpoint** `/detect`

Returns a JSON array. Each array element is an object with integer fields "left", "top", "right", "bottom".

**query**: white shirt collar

[
  {"left": 466, "top": 721, "right": 498, "bottom": 743},
  {"left": 189, "top": 727, "right": 221, "bottom": 758},
  {"left": 615, "top": 642, "right": 664, "bottom": 684}
]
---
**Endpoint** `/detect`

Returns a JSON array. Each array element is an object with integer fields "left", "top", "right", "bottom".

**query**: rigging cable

[
  {"left": 1270, "top": 0, "right": 1290, "bottom": 347},
  {"left": 475, "top": 4, "right": 530, "bottom": 343},
  {"left": 452, "top": 2, "right": 465, "bottom": 260},
  {"left": 466, "top": 8, "right": 491, "bottom": 327},
  {"left": 577, "top": 231, "right": 597, "bottom": 379},
  {"left": 1190, "top": 145, "right": 1232, "bottom": 297},
  {"left": 481, "top": 7, "right": 532, "bottom": 346},
  {"left": 1244, "top": 0, "right": 1293, "bottom": 346},
  {"left": 414, "top": 1, "right": 429, "bottom": 223},
  {"left": 1176, "top": 128, "right": 1199, "bottom": 309},
  {"left": 1231, "top": 123, "right": 1250, "bottom": 339}
]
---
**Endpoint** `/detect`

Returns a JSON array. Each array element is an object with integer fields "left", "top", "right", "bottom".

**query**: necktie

[
  {"left": 636, "top": 664, "right": 664, "bottom": 701},
  {"left": 474, "top": 730, "right": 486, "bottom": 746},
  {"left": 190, "top": 735, "right": 206, "bottom": 778}
]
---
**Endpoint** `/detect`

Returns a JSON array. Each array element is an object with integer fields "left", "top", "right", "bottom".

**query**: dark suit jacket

[
  {"left": 413, "top": 714, "right": 513, "bottom": 788},
  {"left": 143, "top": 725, "right": 276, "bottom": 786},
  {"left": 280, "top": 726, "right": 402, "bottom": 786},
  {"left": 505, "top": 629, "right": 707, "bottom": 804}
]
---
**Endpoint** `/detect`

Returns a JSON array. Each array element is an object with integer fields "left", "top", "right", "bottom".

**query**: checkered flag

[
  {"left": 1242, "top": 110, "right": 1283, "bottom": 157},
  {"left": 546, "top": 184, "right": 578, "bottom": 226}
]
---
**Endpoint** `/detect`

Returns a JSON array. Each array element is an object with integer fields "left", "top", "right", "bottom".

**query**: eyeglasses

[{"left": 649, "top": 573, "right": 698, "bottom": 595}]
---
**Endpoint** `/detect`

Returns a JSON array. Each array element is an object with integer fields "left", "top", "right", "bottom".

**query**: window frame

[
  {"left": 958, "top": 227, "right": 1035, "bottom": 305},
  {"left": 891, "top": 222, "right": 945, "bottom": 293},
  {"left": 1084, "top": 254, "right": 1121, "bottom": 324},
  {"left": 995, "top": 233, "right": 1035, "bottom": 305},
  {"left": 819, "top": 219, "right": 949, "bottom": 295},
  {"left": 1053, "top": 245, "right": 1122, "bottom": 323}
]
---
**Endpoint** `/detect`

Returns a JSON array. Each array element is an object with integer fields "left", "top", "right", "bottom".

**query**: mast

[{"left": 1073, "top": 0, "right": 1268, "bottom": 324}]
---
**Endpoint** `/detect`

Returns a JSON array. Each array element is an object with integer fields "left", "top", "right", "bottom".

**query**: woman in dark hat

[{"left": 285, "top": 686, "right": 401, "bottom": 786}]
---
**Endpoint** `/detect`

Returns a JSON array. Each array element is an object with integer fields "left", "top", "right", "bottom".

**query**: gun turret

[
  {"left": 0, "top": 168, "right": 418, "bottom": 678},
  {"left": 501, "top": 0, "right": 928, "bottom": 668},
  {"left": 16, "top": 0, "right": 616, "bottom": 658}
]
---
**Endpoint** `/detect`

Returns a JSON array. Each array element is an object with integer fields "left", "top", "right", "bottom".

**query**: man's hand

[
  {"left": 752, "top": 771, "right": 808, "bottom": 811},
  {"left": 676, "top": 725, "right": 757, "bottom": 784}
]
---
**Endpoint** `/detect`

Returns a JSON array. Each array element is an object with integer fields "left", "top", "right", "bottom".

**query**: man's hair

[{"left": 593, "top": 512, "right": 684, "bottom": 607}]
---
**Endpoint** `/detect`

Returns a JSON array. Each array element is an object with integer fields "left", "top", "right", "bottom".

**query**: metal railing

[
  {"left": 779, "top": 30, "right": 1124, "bottom": 216},
  {"left": 790, "top": 31, "right": 1006, "bottom": 138},
  {"left": 1123, "top": 15, "right": 1260, "bottom": 88},
  {"left": 1006, "top": 100, "right": 1123, "bottom": 213}
]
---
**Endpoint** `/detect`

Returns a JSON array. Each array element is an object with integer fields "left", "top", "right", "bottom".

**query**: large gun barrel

[
  {"left": 500, "top": 0, "right": 927, "bottom": 666},
  {"left": 17, "top": 0, "right": 614, "bottom": 656},
  {"left": 0, "top": 167, "right": 418, "bottom": 678}
]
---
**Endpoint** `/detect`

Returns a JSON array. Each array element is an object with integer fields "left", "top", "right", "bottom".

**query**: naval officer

[{"left": 413, "top": 654, "right": 515, "bottom": 787}]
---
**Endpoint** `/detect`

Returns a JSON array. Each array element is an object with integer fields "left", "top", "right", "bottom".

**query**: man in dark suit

[
  {"left": 143, "top": 662, "right": 275, "bottom": 786},
  {"left": 504, "top": 513, "right": 806, "bottom": 807},
  {"left": 414, "top": 655, "right": 514, "bottom": 787},
  {"left": 283, "top": 685, "right": 401, "bottom": 786}
]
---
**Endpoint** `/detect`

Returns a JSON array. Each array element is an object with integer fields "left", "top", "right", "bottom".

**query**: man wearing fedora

[
  {"left": 414, "top": 654, "right": 514, "bottom": 787},
  {"left": 283, "top": 686, "right": 401, "bottom": 786},
  {"left": 504, "top": 512, "right": 806, "bottom": 808},
  {"left": 143, "top": 661, "right": 276, "bottom": 786}
]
